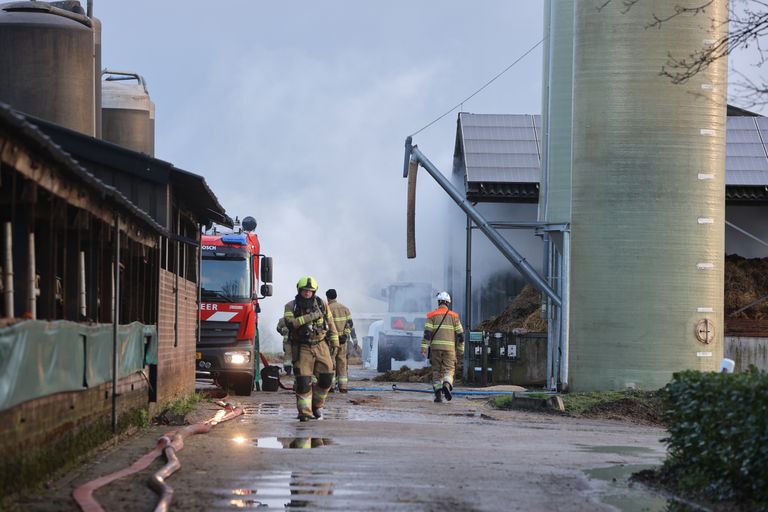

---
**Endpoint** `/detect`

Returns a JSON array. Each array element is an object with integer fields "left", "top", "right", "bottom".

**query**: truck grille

[{"left": 200, "top": 321, "right": 240, "bottom": 345}]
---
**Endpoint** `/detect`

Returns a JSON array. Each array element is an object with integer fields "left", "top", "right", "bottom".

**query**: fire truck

[{"left": 197, "top": 216, "right": 273, "bottom": 395}]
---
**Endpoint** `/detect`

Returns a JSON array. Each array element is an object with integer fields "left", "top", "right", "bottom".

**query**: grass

[{"left": 167, "top": 392, "right": 205, "bottom": 416}]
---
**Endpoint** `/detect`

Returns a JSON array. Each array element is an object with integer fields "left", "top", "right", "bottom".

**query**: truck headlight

[{"left": 224, "top": 351, "right": 251, "bottom": 365}]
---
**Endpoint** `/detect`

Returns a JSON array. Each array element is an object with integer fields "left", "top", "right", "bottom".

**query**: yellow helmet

[{"left": 296, "top": 276, "right": 318, "bottom": 292}]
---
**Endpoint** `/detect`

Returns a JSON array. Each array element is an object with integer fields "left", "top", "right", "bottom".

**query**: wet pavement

[{"left": 10, "top": 366, "right": 675, "bottom": 511}]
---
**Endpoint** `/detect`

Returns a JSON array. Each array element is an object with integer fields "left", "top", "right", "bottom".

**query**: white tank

[{"left": 101, "top": 72, "right": 155, "bottom": 156}]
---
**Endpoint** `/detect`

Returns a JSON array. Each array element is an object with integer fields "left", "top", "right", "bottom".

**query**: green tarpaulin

[{"left": 0, "top": 320, "right": 157, "bottom": 411}]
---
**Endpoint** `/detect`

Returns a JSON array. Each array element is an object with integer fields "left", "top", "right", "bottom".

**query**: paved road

[{"left": 13, "top": 368, "right": 672, "bottom": 511}]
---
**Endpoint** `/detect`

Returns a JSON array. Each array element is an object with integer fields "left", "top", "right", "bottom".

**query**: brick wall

[
  {"left": 0, "top": 373, "right": 148, "bottom": 497},
  {"left": 157, "top": 269, "right": 198, "bottom": 403}
]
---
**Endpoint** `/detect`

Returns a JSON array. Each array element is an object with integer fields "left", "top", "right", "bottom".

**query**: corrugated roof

[
  {"left": 455, "top": 112, "right": 768, "bottom": 190},
  {"left": 458, "top": 113, "right": 541, "bottom": 183},
  {"left": 0, "top": 102, "right": 166, "bottom": 235}
]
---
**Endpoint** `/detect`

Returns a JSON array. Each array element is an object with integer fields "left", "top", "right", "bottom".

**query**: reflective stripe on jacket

[
  {"left": 421, "top": 306, "right": 464, "bottom": 353},
  {"left": 327, "top": 299, "right": 353, "bottom": 338},
  {"left": 284, "top": 298, "right": 339, "bottom": 346}
]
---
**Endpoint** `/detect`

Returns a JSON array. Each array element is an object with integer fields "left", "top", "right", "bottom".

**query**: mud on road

[{"left": 11, "top": 368, "right": 674, "bottom": 511}]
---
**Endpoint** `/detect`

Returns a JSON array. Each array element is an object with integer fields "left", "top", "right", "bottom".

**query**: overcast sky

[{"left": 95, "top": 1, "right": 765, "bottom": 349}]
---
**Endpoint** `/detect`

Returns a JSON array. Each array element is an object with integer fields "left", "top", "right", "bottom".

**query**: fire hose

[{"left": 73, "top": 401, "right": 242, "bottom": 512}]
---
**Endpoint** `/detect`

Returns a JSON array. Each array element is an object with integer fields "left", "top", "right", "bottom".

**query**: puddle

[
  {"left": 224, "top": 471, "right": 364, "bottom": 509},
  {"left": 585, "top": 464, "right": 685, "bottom": 512},
  {"left": 451, "top": 412, "right": 498, "bottom": 421},
  {"left": 579, "top": 445, "right": 657, "bottom": 457},
  {"left": 234, "top": 436, "right": 333, "bottom": 449}
]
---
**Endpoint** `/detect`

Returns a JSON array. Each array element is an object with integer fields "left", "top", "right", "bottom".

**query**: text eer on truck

[{"left": 197, "top": 216, "right": 273, "bottom": 396}]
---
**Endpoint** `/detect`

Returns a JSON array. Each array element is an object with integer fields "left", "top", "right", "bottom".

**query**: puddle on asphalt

[
  {"left": 242, "top": 403, "right": 435, "bottom": 423},
  {"left": 224, "top": 471, "right": 364, "bottom": 509},
  {"left": 232, "top": 436, "right": 333, "bottom": 449},
  {"left": 585, "top": 464, "right": 690, "bottom": 512}
]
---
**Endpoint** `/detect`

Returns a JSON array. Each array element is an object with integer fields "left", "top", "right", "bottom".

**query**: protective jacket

[
  {"left": 421, "top": 306, "right": 464, "bottom": 354},
  {"left": 284, "top": 295, "right": 339, "bottom": 348},
  {"left": 327, "top": 299, "right": 353, "bottom": 344}
]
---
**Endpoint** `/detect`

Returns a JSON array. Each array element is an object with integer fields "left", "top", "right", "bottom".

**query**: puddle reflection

[
  {"left": 227, "top": 471, "right": 363, "bottom": 509},
  {"left": 236, "top": 437, "right": 333, "bottom": 449}
]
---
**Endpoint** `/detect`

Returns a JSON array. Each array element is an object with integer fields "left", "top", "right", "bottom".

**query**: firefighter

[
  {"left": 325, "top": 289, "right": 358, "bottom": 393},
  {"left": 283, "top": 276, "right": 339, "bottom": 421},
  {"left": 420, "top": 291, "right": 464, "bottom": 403},
  {"left": 276, "top": 317, "right": 292, "bottom": 375}
]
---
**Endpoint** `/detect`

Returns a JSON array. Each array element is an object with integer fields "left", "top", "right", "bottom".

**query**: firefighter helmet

[
  {"left": 437, "top": 291, "right": 451, "bottom": 303},
  {"left": 297, "top": 276, "right": 318, "bottom": 292}
]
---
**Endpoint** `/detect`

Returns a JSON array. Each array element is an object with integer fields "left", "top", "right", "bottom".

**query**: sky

[
  {"left": 95, "top": 1, "right": 544, "bottom": 350},
  {"left": 94, "top": 1, "right": 766, "bottom": 350}
]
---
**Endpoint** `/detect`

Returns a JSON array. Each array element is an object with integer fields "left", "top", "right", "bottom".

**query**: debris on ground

[
  {"left": 373, "top": 366, "right": 432, "bottom": 383},
  {"left": 725, "top": 254, "right": 768, "bottom": 319},
  {"left": 493, "top": 389, "right": 665, "bottom": 426}
]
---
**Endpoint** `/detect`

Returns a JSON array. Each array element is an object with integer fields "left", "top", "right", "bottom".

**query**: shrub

[{"left": 662, "top": 369, "right": 768, "bottom": 504}]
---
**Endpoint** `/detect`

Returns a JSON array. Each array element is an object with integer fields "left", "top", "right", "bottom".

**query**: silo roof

[{"left": 454, "top": 110, "right": 768, "bottom": 200}]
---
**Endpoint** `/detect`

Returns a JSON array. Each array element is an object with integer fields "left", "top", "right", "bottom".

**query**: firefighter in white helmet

[
  {"left": 283, "top": 276, "right": 339, "bottom": 421},
  {"left": 421, "top": 291, "right": 464, "bottom": 403}
]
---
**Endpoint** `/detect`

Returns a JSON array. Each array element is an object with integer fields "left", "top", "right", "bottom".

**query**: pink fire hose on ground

[{"left": 73, "top": 401, "right": 242, "bottom": 512}]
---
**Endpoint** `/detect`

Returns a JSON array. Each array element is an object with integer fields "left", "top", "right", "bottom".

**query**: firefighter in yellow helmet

[
  {"left": 420, "top": 291, "right": 464, "bottom": 403},
  {"left": 276, "top": 317, "right": 292, "bottom": 375},
  {"left": 325, "top": 288, "right": 358, "bottom": 393},
  {"left": 283, "top": 276, "right": 339, "bottom": 421}
]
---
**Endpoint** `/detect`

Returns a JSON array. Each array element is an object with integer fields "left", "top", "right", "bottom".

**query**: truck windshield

[{"left": 201, "top": 256, "right": 251, "bottom": 301}]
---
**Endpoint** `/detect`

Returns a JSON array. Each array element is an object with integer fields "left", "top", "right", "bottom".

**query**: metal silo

[
  {"left": 101, "top": 71, "right": 155, "bottom": 156},
  {"left": 0, "top": 1, "right": 95, "bottom": 135},
  {"left": 569, "top": 0, "right": 728, "bottom": 390}
]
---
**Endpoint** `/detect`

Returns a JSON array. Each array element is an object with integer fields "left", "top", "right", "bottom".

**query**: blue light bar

[{"left": 221, "top": 234, "right": 248, "bottom": 245}]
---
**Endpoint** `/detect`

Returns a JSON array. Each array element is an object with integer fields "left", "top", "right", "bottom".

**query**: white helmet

[{"left": 436, "top": 291, "right": 451, "bottom": 303}]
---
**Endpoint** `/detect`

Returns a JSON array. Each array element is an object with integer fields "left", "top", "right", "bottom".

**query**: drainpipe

[
  {"left": 27, "top": 233, "right": 36, "bottom": 319},
  {"left": 464, "top": 215, "right": 472, "bottom": 381},
  {"left": 404, "top": 137, "right": 561, "bottom": 307},
  {"left": 79, "top": 250, "right": 87, "bottom": 319},
  {"left": 112, "top": 214, "right": 120, "bottom": 433},
  {"left": 3, "top": 223, "right": 13, "bottom": 318},
  {"left": 559, "top": 230, "right": 570, "bottom": 390}
]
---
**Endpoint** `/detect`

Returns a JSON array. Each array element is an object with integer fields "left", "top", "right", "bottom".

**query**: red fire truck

[{"left": 197, "top": 216, "right": 273, "bottom": 395}]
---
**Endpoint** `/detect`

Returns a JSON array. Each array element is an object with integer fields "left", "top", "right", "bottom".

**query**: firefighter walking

[
  {"left": 283, "top": 276, "right": 339, "bottom": 421},
  {"left": 421, "top": 292, "right": 464, "bottom": 403},
  {"left": 276, "top": 317, "right": 292, "bottom": 376},
  {"left": 325, "top": 289, "right": 358, "bottom": 393}
]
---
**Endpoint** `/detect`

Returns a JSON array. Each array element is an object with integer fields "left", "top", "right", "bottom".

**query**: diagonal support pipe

[{"left": 403, "top": 136, "right": 562, "bottom": 307}]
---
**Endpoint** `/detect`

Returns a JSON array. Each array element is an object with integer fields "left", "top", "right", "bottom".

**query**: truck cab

[
  {"left": 375, "top": 282, "right": 432, "bottom": 372},
  {"left": 197, "top": 217, "right": 273, "bottom": 395}
]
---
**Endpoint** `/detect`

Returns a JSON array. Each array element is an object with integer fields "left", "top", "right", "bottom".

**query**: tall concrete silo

[
  {"left": 569, "top": 0, "right": 728, "bottom": 390},
  {"left": 0, "top": 1, "right": 96, "bottom": 135},
  {"left": 102, "top": 71, "right": 155, "bottom": 156}
]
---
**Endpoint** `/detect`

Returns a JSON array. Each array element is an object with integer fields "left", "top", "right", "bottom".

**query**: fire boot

[
  {"left": 284, "top": 365, "right": 292, "bottom": 376},
  {"left": 442, "top": 382, "right": 453, "bottom": 401},
  {"left": 297, "top": 414, "right": 313, "bottom": 422},
  {"left": 433, "top": 389, "right": 443, "bottom": 403},
  {"left": 312, "top": 408, "right": 324, "bottom": 420}
]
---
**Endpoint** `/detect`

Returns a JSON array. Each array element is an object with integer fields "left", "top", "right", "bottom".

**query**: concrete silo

[
  {"left": 568, "top": 0, "right": 728, "bottom": 390},
  {"left": 0, "top": 1, "right": 96, "bottom": 135}
]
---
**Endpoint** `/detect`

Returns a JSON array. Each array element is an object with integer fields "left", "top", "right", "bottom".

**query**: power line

[{"left": 409, "top": 37, "right": 545, "bottom": 138}]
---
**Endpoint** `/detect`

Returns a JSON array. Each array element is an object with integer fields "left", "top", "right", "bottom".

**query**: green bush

[{"left": 662, "top": 369, "right": 768, "bottom": 504}]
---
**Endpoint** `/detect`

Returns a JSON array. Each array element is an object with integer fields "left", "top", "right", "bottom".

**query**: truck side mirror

[
  {"left": 260, "top": 283, "right": 273, "bottom": 297},
  {"left": 260, "top": 256, "right": 273, "bottom": 283}
]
